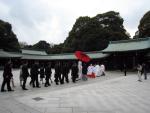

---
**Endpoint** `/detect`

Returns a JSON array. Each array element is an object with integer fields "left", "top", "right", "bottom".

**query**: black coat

[
  {"left": 40, "top": 67, "right": 45, "bottom": 75},
  {"left": 3, "top": 63, "right": 13, "bottom": 79},
  {"left": 82, "top": 64, "right": 87, "bottom": 75},
  {"left": 62, "top": 64, "right": 70, "bottom": 75},
  {"left": 55, "top": 64, "right": 61, "bottom": 75},
  {"left": 22, "top": 64, "right": 29, "bottom": 78},
  {"left": 71, "top": 64, "right": 78, "bottom": 75},
  {"left": 45, "top": 66, "right": 52, "bottom": 76},
  {"left": 31, "top": 64, "right": 39, "bottom": 76}
]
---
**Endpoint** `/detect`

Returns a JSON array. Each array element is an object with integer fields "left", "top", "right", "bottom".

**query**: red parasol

[{"left": 75, "top": 51, "right": 91, "bottom": 62}]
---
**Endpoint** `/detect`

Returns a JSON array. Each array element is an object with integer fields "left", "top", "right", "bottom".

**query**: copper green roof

[
  {"left": 21, "top": 52, "right": 109, "bottom": 60},
  {"left": 0, "top": 49, "right": 21, "bottom": 58},
  {"left": 1, "top": 37, "right": 150, "bottom": 59},
  {"left": 22, "top": 49, "right": 47, "bottom": 55},
  {"left": 102, "top": 37, "right": 150, "bottom": 53}
]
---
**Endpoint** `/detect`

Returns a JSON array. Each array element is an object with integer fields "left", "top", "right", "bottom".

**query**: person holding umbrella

[{"left": 74, "top": 51, "right": 91, "bottom": 81}]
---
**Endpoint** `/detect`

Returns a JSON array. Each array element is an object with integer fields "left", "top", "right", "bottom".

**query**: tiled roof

[
  {"left": 21, "top": 52, "right": 109, "bottom": 60},
  {"left": 0, "top": 49, "right": 21, "bottom": 58},
  {"left": 1, "top": 37, "right": 150, "bottom": 59},
  {"left": 21, "top": 49, "right": 47, "bottom": 55},
  {"left": 102, "top": 37, "right": 150, "bottom": 52}
]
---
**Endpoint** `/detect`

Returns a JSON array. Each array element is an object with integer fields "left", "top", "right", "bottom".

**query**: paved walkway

[{"left": 0, "top": 70, "right": 150, "bottom": 113}]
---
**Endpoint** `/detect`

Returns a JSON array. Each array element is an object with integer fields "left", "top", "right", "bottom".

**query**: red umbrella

[{"left": 75, "top": 51, "right": 91, "bottom": 62}]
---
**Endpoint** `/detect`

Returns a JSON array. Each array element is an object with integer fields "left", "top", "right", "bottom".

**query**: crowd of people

[
  {"left": 1, "top": 61, "right": 106, "bottom": 92},
  {"left": 1, "top": 60, "right": 148, "bottom": 92}
]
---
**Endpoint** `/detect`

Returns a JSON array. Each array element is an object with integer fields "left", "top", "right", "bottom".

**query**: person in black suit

[
  {"left": 123, "top": 64, "right": 127, "bottom": 76},
  {"left": 1, "top": 61, "right": 14, "bottom": 92},
  {"left": 61, "top": 62, "right": 70, "bottom": 84},
  {"left": 71, "top": 62, "right": 78, "bottom": 83},
  {"left": 45, "top": 62, "right": 52, "bottom": 87},
  {"left": 30, "top": 61, "right": 40, "bottom": 88},
  {"left": 54, "top": 62, "right": 62, "bottom": 85},
  {"left": 82, "top": 63, "right": 88, "bottom": 81},
  {"left": 22, "top": 61, "right": 29, "bottom": 90},
  {"left": 40, "top": 63, "right": 45, "bottom": 84}
]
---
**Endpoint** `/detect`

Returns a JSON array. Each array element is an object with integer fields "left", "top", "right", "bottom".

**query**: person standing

[
  {"left": 1, "top": 61, "right": 14, "bottom": 92},
  {"left": 82, "top": 63, "right": 88, "bottom": 81},
  {"left": 61, "top": 62, "right": 70, "bottom": 84},
  {"left": 137, "top": 64, "right": 142, "bottom": 82},
  {"left": 45, "top": 62, "right": 52, "bottom": 87},
  {"left": 78, "top": 61, "right": 82, "bottom": 80},
  {"left": 87, "top": 64, "right": 95, "bottom": 78},
  {"left": 30, "top": 61, "right": 40, "bottom": 88},
  {"left": 71, "top": 62, "right": 78, "bottom": 83},
  {"left": 40, "top": 64, "right": 45, "bottom": 84},
  {"left": 54, "top": 62, "right": 62, "bottom": 85},
  {"left": 22, "top": 61, "right": 29, "bottom": 90},
  {"left": 123, "top": 64, "right": 127, "bottom": 76},
  {"left": 94, "top": 63, "right": 101, "bottom": 77},
  {"left": 100, "top": 64, "right": 106, "bottom": 76},
  {"left": 142, "top": 63, "right": 147, "bottom": 80},
  {"left": 19, "top": 63, "right": 23, "bottom": 86}
]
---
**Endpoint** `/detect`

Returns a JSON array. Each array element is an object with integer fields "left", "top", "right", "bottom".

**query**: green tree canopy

[
  {"left": 32, "top": 40, "right": 50, "bottom": 50},
  {"left": 24, "top": 40, "right": 52, "bottom": 53},
  {"left": 63, "top": 11, "right": 130, "bottom": 52},
  {"left": 0, "top": 19, "right": 20, "bottom": 52},
  {"left": 138, "top": 10, "right": 150, "bottom": 38}
]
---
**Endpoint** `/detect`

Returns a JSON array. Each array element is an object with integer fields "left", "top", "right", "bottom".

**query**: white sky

[{"left": 0, "top": 0, "right": 149, "bottom": 44}]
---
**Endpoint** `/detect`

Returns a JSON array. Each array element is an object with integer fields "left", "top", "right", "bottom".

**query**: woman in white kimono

[
  {"left": 78, "top": 61, "right": 82, "bottom": 80},
  {"left": 100, "top": 64, "right": 106, "bottom": 76},
  {"left": 87, "top": 64, "right": 95, "bottom": 78},
  {"left": 137, "top": 64, "right": 142, "bottom": 82},
  {"left": 95, "top": 63, "right": 101, "bottom": 77}
]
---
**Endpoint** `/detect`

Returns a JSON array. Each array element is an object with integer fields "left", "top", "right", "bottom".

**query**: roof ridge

[
  {"left": 21, "top": 49, "right": 46, "bottom": 52},
  {"left": 109, "top": 37, "right": 150, "bottom": 44},
  {"left": 47, "top": 51, "right": 103, "bottom": 56}
]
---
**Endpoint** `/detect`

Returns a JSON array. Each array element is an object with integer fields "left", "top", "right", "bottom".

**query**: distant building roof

[
  {"left": 0, "top": 49, "right": 21, "bottom": 58},
  {"left": 1, "top": 37, "right": 150, "bottom": 59},
  {"left": 102, "top": 37, "right": 150, "bottom": 53},
  {"left": 21, "top": 52, "right": 109, "bottom": 60},
  {"left": 21, "top": 49, "right": 47, "bottom": 55}
]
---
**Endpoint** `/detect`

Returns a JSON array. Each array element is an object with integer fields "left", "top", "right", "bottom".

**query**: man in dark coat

[
  {"left": 82, "top": 63, "right": 88, "bottom": 81},
  {"left": 61, "top": 62, "right": 70, "bottom": 84},
  {"left": 40, "top": 63, "right": 45, "bottom": 84},
  {"left": 71, "top": 62, "right": 78, "bottom": 83},
  {"left": 22, "top": 61, "right": 29, "bottom": 90},
  {"left": 1, "top": 61, "right": 13, "bottom": 92},
  {"left": 54, "top": 62, "right": 62, "bottom": 85},
  {"left": 30, "top": 61, "right": 40, "bottom": 88},
  {"left": 45, "top": 62, "right": 52, "bottom": 87},
  {"left": 123, "top": 64, "right": 127, "bottom": 76},
  {"left": 141, "top": 63, "right": 147, "bottom": 80}
]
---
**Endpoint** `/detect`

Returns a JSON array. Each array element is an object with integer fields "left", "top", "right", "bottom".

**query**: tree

[
  {"left": 63, "top": 11, "right": 130, "bottom": 52},
  {"left": 0, "top": 19, "right": 21, "bottom": 52},
  {"left": 32, "top": 40, "right": 50, "bottom": 50},
  {"left": 138, "top": 10, "right": 150, "bottom": 38},
  {"left": 23, "top": 40, "right": 52, "bottom": 54},
  {"left": 47, "top": 43, "right": 64, "bottom": 54},
  {"left": 19, "top": 41, "right": 28, "bottom": 48}
]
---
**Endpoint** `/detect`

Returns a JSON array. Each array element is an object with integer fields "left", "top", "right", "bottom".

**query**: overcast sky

[{"left": 0, "top": 0, "right": 149, "bottom": 45}]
